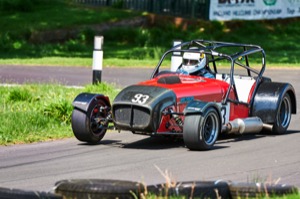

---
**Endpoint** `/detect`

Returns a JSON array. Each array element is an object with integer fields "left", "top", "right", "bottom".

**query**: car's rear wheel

[
  {"left": 71, "top": 99, "right": 109, "bottom": 144},
  {"left": 183, "top": 107, "right": 220, "bottom": 150},
  {"left": 272, "top": 93, "right": 292, "bottom": 134}
]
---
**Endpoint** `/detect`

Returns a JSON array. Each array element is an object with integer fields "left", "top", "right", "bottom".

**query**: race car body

[{"left": 71, "top": 39, "right": 297, "bottom": 150}]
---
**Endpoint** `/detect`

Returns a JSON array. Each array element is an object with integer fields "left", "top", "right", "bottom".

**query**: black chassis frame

[
  {"left": 151, "top": 39, "right": 296, "bottom": 123},
  {"left": 152, "top": 39, "right": 267, "bottom": 107}
]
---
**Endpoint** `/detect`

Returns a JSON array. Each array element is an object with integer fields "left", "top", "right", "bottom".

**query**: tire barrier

[
  {"left": 0, "top": 187, "right": 62, "bottom": 199},
  {"left": 54, "top": 179, "right": 299, "bottom": 198},
  {"left": 54, "top": 179, "right": 146, "bottom": 199},
  {"left": 1, "top": 179, "right": 298, "bottom": 199},
  {"left": 228, "top": 182, "right": 299, "bottom": 198},
  {"left": 146, "top": 181, "right": 231, "bottom": 199}
]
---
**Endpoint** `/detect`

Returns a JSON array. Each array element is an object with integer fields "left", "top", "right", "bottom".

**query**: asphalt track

[
  {"left": 0, "top": 65, "right": 151, "bottom": 87},
  {"left": 0, "top": 65, "right": 299, "bottom": 192}
]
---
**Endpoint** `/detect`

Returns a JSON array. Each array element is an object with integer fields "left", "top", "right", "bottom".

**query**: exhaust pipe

[
  {"left": 262, "top": 123, "right": 273, "bottom": 131},
  {"left": 223, "top": 117, "right": 264, "bottom": 134}
]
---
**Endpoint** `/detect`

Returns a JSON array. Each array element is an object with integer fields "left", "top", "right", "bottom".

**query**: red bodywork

[{"left": 138, "top": 73, "right": 252, "bottom": 134}]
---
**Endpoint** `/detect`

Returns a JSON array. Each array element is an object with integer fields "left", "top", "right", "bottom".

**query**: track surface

[
  {"left": 0, "top": 65, "right": 299, "bottom": 192},
  {"left": 0, "top": 65, "right": 151, "bottom": 87}
]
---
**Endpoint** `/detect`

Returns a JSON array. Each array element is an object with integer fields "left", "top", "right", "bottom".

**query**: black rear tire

[
  {"left": 71, "top": 99, "right": 108, "bottom": 144},
  {"left": 183, "top": 107, "right": 220, "bottom": 150},
  {"left": 272, "top": 93, "right": 292, "bottom": 134}
]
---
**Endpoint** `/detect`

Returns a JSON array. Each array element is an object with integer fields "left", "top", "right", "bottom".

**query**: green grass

[
  {"left": 0, "top": 57, "right": 163, "bottom": 68},
  {"left": 0, "top": 0, "right": 140, "bottom": 59},
  {"left": 0, "top": 83, "right": 118, "bottom": 145},
  {"left": 233, "top": 193, "right": 300, "bottom": 199},
  {"left": 143, "top": 193, "right": 300, "bottom": 199},
  {"left": 0, "top": 0, "right": 138, "bottom": 35},
  {"left": 0, "top": 0, "right": 300, "bottom": 67}
]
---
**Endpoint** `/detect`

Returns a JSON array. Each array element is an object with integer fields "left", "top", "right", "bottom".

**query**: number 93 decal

[{"left": 131, "top": 94, "right": 150, "bottom": 104}]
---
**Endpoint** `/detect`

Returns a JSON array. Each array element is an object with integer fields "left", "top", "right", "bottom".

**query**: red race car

[{"left": 71, "top": 39, "right": 297, "bottom": 150}]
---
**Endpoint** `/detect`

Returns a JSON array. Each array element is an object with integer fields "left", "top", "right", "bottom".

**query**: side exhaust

[{"left": 222, "top": 117, "right": 266, "bottom": 134}]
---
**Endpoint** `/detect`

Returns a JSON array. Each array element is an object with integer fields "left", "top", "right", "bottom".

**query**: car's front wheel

[
  {"left": 183, "top": 107, "right": 220, "bottom": 150},
  {"left": 71, "top": 99, "right": 109, "bottom": 144}
]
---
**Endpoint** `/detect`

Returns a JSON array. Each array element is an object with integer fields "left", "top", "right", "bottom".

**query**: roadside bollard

[{"left": 92, "top": 36, "right": 103, "bottom": 84}]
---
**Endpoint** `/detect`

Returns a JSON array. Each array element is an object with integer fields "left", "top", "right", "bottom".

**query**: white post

[
  {"left": 92, "top": 36, "right": 104, "bottom": 84},
  {"left": 171, "top": 40, "right": 182, "bottom": 72}
]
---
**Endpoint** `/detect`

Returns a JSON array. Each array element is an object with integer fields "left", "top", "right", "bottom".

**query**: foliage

[
  {"left": 0, "top": 0, "right": 37, "bottom": 12},
  {"left": 112, "top": 0, "right": 124, "bottom": 9},
  {"left": 0, "top": 0, "right": 299, "bottom": 65}
]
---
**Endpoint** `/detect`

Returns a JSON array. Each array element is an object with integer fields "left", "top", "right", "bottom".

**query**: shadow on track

[
  {"left": 121, "top": 136, "right": 185, "bottom": 150},
  {"left": 77, "top": 130, "right": 299, "bottom": 150},
  {"left": 217, "top": 129, "right": 299, "bottom": 145}
]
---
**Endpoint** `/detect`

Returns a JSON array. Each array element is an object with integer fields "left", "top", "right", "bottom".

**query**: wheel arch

[
  {"left": 72, "top": 93, "right": 111, "bottom": 113},
  {"left": 183, "top": 100, "right": 222, "bottom": 129},
  {"left": 183, "top": 100, "right": 222, "bottom": 150},
  {"left": 251, "top": 82, "right": 296, "bottom": 124},
  {"left": 287, "top": 88, "right": 297, "bottom": 114}
]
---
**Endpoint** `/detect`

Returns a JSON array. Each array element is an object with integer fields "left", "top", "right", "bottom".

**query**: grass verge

[
  {"left": 0, "top": 83, "right": 118, "bottom": 145},
  {"left": 0, "top": 57, "right": 162, "bottom": 68}
]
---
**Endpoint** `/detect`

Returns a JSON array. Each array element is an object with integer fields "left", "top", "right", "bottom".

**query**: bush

[
  {"left": 0, "top": 0, "right": 35, "bottom": 12},
  {"left": 112, "top": 0, "right": 123, "bottom": 9},
  {"left": 0, "top": 0, "right": 59, "bottom": 12}
]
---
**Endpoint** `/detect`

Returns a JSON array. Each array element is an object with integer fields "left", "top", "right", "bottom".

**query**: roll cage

[{"left": 151, "top": 39, "right": 267, "bottom": 107}]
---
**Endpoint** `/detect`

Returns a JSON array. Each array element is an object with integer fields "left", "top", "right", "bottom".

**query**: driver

[{"left": 178, "top": 51, "right": 215, "bottom": 78}]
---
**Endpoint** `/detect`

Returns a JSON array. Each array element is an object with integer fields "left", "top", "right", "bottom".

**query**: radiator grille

[
  {"left": 113, "top": 105, "right": 151, "bottom": 130},
  {"left": 113, "top": 105, "right": 131, "bottom": 124},
  {"left": 132, "top": 106, "right": 150, "bottom": 127}
]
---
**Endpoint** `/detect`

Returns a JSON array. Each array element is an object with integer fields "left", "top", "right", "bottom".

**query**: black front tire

[
  {"left": 183, "top": 107, "right": 220, "bottom": 150},
  {"left": 272, "top": 93, "right": 292, "bottom": 134},
  {"left": 71, "top": 99, "right": 109, "bottom": 144}
]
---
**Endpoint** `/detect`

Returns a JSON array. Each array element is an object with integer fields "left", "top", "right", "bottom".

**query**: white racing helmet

[{"left": 182, "top": 51, "right": 206, "bottom": 74}]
